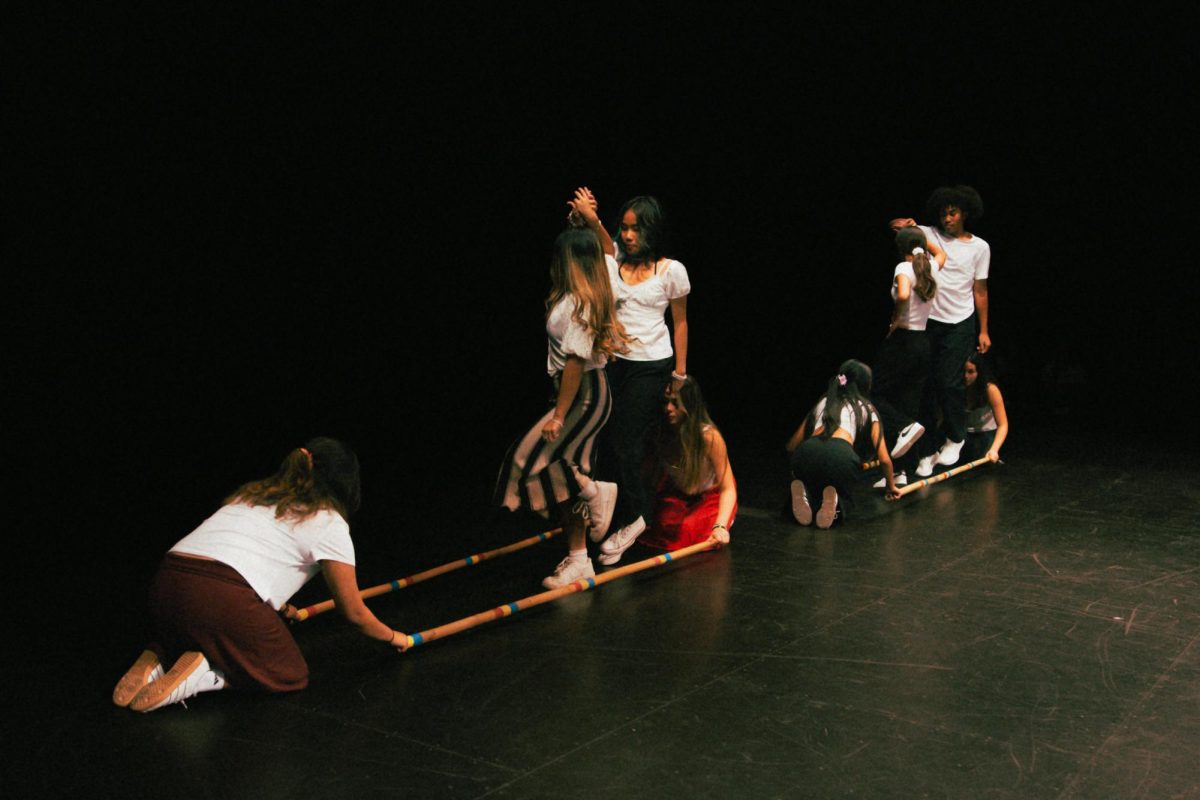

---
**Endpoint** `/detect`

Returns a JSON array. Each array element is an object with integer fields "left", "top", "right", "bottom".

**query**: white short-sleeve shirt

[
  {"left": 607, "top": 256, "right": 690, "bottom": 361},
  {"left": 891, "top": 261, "right": 937, "bottom": 331},
  {"left": 545, "top": 292, "right": 607, "bottom": 375},
  {"left": 920, "top": 225, "right": 990, "bottom": 325},
  {"left": 809, "top": 397, "right": 879, "bottom": 445},
  {"left": 171, "top": 502, "right": 355, "bottom": 610}
]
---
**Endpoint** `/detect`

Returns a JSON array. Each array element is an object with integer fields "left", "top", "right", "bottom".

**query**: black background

[{"left": 8, "top": 7, "right": 1195, "bottom": 627}]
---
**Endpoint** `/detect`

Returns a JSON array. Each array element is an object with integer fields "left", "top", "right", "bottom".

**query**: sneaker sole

[
  {"left": 816, "top": 487, "right": 838, "bottom": 529},
  {"left": 129, "top": 651, "right": 206, "bottom": 713},
  {"left": 790, "top": 480, "right": 812, "bottom": 525},
  {"left": 112, "top": 650, "right": 163, "bottom": 708}
]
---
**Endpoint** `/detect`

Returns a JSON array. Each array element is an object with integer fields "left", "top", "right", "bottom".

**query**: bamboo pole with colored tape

[
  {"left": 402, "top": 538, "right": 722, "bottom": 650},
  {"left": 294, "top": 528, "right": 563, "bottom": 621},
  {"left": 861, "top": 460, "right": 880, "bottom": 471},
  {"left": 896, "top": 456, "right": 993, "bottom": 497}
]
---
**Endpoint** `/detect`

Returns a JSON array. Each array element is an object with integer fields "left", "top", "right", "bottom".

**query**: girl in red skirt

[
  {"left": 598, "top": 376, "right": 736, "bottom": 564},
  {"left": 113, "top": 437, "right": 406, "bottom": 712}
]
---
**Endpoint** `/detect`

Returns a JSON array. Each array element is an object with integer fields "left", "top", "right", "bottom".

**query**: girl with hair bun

[
  {"left": 113, "top": 437, "right": 406, "bottom": 713},
  {"left": 786, "top": 360, "right": 901, "bottom": 529}
]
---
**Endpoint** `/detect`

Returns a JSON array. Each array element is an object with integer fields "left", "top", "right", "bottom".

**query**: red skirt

[
  {"left": 639, "top": 478, "right": 737, "bottom": 551},
  {"left": 148, "top": 553, "right": 309, "bottom": 693}
]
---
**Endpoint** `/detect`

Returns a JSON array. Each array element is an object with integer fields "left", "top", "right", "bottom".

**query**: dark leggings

[
  {"left": 790, "top": 437, "right": 862, "bottom": 512},
  {"left": 599, "top": 356, "right": 674, "bottom": 529}
]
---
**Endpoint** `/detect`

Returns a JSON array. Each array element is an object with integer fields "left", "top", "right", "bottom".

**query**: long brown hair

[
  {"left": 545, "top": 227, "right": 628, "bottom": 359},
  {"left": 895, "top": 227, "right": 937, "bottom": 303},
  {"left": 226, "top": 437, "right": 361, "bottom": 521},
  {"left": 656, "top": 376, "right": 726, "bottom": 495}
]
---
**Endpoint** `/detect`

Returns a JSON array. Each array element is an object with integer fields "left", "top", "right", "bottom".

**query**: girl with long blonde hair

[{"left": 495, "top": 211, "right": 628, "bottom": 589}]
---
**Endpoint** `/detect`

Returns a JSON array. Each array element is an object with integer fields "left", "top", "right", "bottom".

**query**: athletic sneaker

[
  {"left": 112, "top": 649, "right": 164, "bottom": 708},
  {"left": 586, "top": 481, "right": 618, "bottom": 541},
  {"left": 816, "top": 486, "right": 840, "bottom": 529},
  {"left": 790, "top": 479, "right": 813, "bottom": 525},
  {"left": 936, "top": 438, "right": 964, "bottom": 467},
  {"left": 873, "top": 471, "right": 907, "bottom": 489},
  {"left": 916, "top": 455, "right": 936, "bottom": 477},
  {"left": 890, "top": 422, "right": 925, "bottom": 458},
  {"left": 542, "top": 556, "right": 595, "bottom": 589},
  {"left": 129, "top": 652, "right": 224, "bottom": 713},
  {"left": 597, "top": 516, "right": 646, "bottom": 565}
]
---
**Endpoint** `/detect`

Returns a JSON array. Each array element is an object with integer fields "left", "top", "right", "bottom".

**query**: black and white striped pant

[{"left": 494, "top": 368, "right": 612, "bottom": 518}]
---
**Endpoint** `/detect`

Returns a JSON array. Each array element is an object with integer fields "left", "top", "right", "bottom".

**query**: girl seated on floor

[
  {"left": 963, "top": 352, "right": 1009, "bottom": 463},
  {"left": 786, "top": 360, "right": 901, "bottom": 528},
  {"left": 112, "top": 438, "right": 406, "bottom": 713},
  {"left": 597, "top": 376, "right": 735, "bottom": 564}
]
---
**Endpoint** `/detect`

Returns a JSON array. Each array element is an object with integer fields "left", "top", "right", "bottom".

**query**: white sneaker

[
  {"left": 873, "top": 471, "right": 907, "bottom": 489},
  {"left": 542, "top": 556, "right": 595, "bottom": 589},
  {"left": 597, "top": 516, "right": 646, "bottom": 565},
  {"left": 790, "top": 479, "right": 812, "bottom": 525},
  {"left": 890, "top": 422, "right": 925, "bottom": 458},
  {"left": 936, "top": 438, "right": 964, "bottom": 467},
  {"left": 916, "top": 455, "right": 936, "bottom": 477},
  {"left": 112, "top": 649, "right": 164, "bottom": 708},
  {"left": 129, "top": 652, "right": 225, "bottom": 712},
  {"left": 586, "top": 481, "right": 618, "bottom": 541},
  {"left": 815, "top": 486, "right": 839, "bottom": 529}
]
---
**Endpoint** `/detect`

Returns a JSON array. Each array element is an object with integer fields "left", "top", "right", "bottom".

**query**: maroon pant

[{"left": 148, "top": 553, "right": 308, "bottom": 692}]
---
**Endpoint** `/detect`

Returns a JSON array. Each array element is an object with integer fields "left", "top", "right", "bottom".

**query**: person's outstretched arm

[{"left": 320, "top": 560, "right": 407, "bottom": 650}]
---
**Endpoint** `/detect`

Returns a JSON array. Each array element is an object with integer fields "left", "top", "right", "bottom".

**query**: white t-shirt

[
  {"left": 891, "top": 261, "right": 937, "bottom": 331},
  {"left": 546, "top": 291, "right": 607, "bottom": 375},
  {"left": 810, "top": 397, "right": 879, "bottom": 445},
  {"left": 919, "top": 225, "right": 990, "bottom": 325},
  {"left": 607, "top": 256, "right": 690, "bottom": 361},
  {"left": 171, "top": 502, "right": 356, "bottom": 610}
]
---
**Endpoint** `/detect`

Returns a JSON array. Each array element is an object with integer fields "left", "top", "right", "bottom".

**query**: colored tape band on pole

[
  {"left": 401, "top": 539, "right": 720, "bottom": 652},
  {"left": 296, "top": 528, "right": 563, "bottom": 622}
]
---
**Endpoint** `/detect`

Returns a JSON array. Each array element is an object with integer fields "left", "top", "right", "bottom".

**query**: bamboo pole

[
  {"left": 896, "top": 456, "right": 993, "bottom": 497},
  {"left": 294, "top": 528, "right": 562, "bottom": 621},
  {"left": 402, "top": 538, "right": 722, "bottom": 650}
]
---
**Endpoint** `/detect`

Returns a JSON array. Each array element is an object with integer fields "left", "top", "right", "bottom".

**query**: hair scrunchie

[
  {"left": 911, "top": 247, "right": 925, "bottom": 256},
  {"left": 837, "top": 374, "right": 848, "bottom": 386}
]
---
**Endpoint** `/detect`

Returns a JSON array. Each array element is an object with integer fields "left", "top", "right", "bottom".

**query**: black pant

[
  {"left": 919, "top": 315, "right": 977, "bottom": 454},
  {"left": 873, "top": 329, "right": 930, "bottom": 471},
  {"left": 598, "top": 356, "right": 673, "bottom": 528}
]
